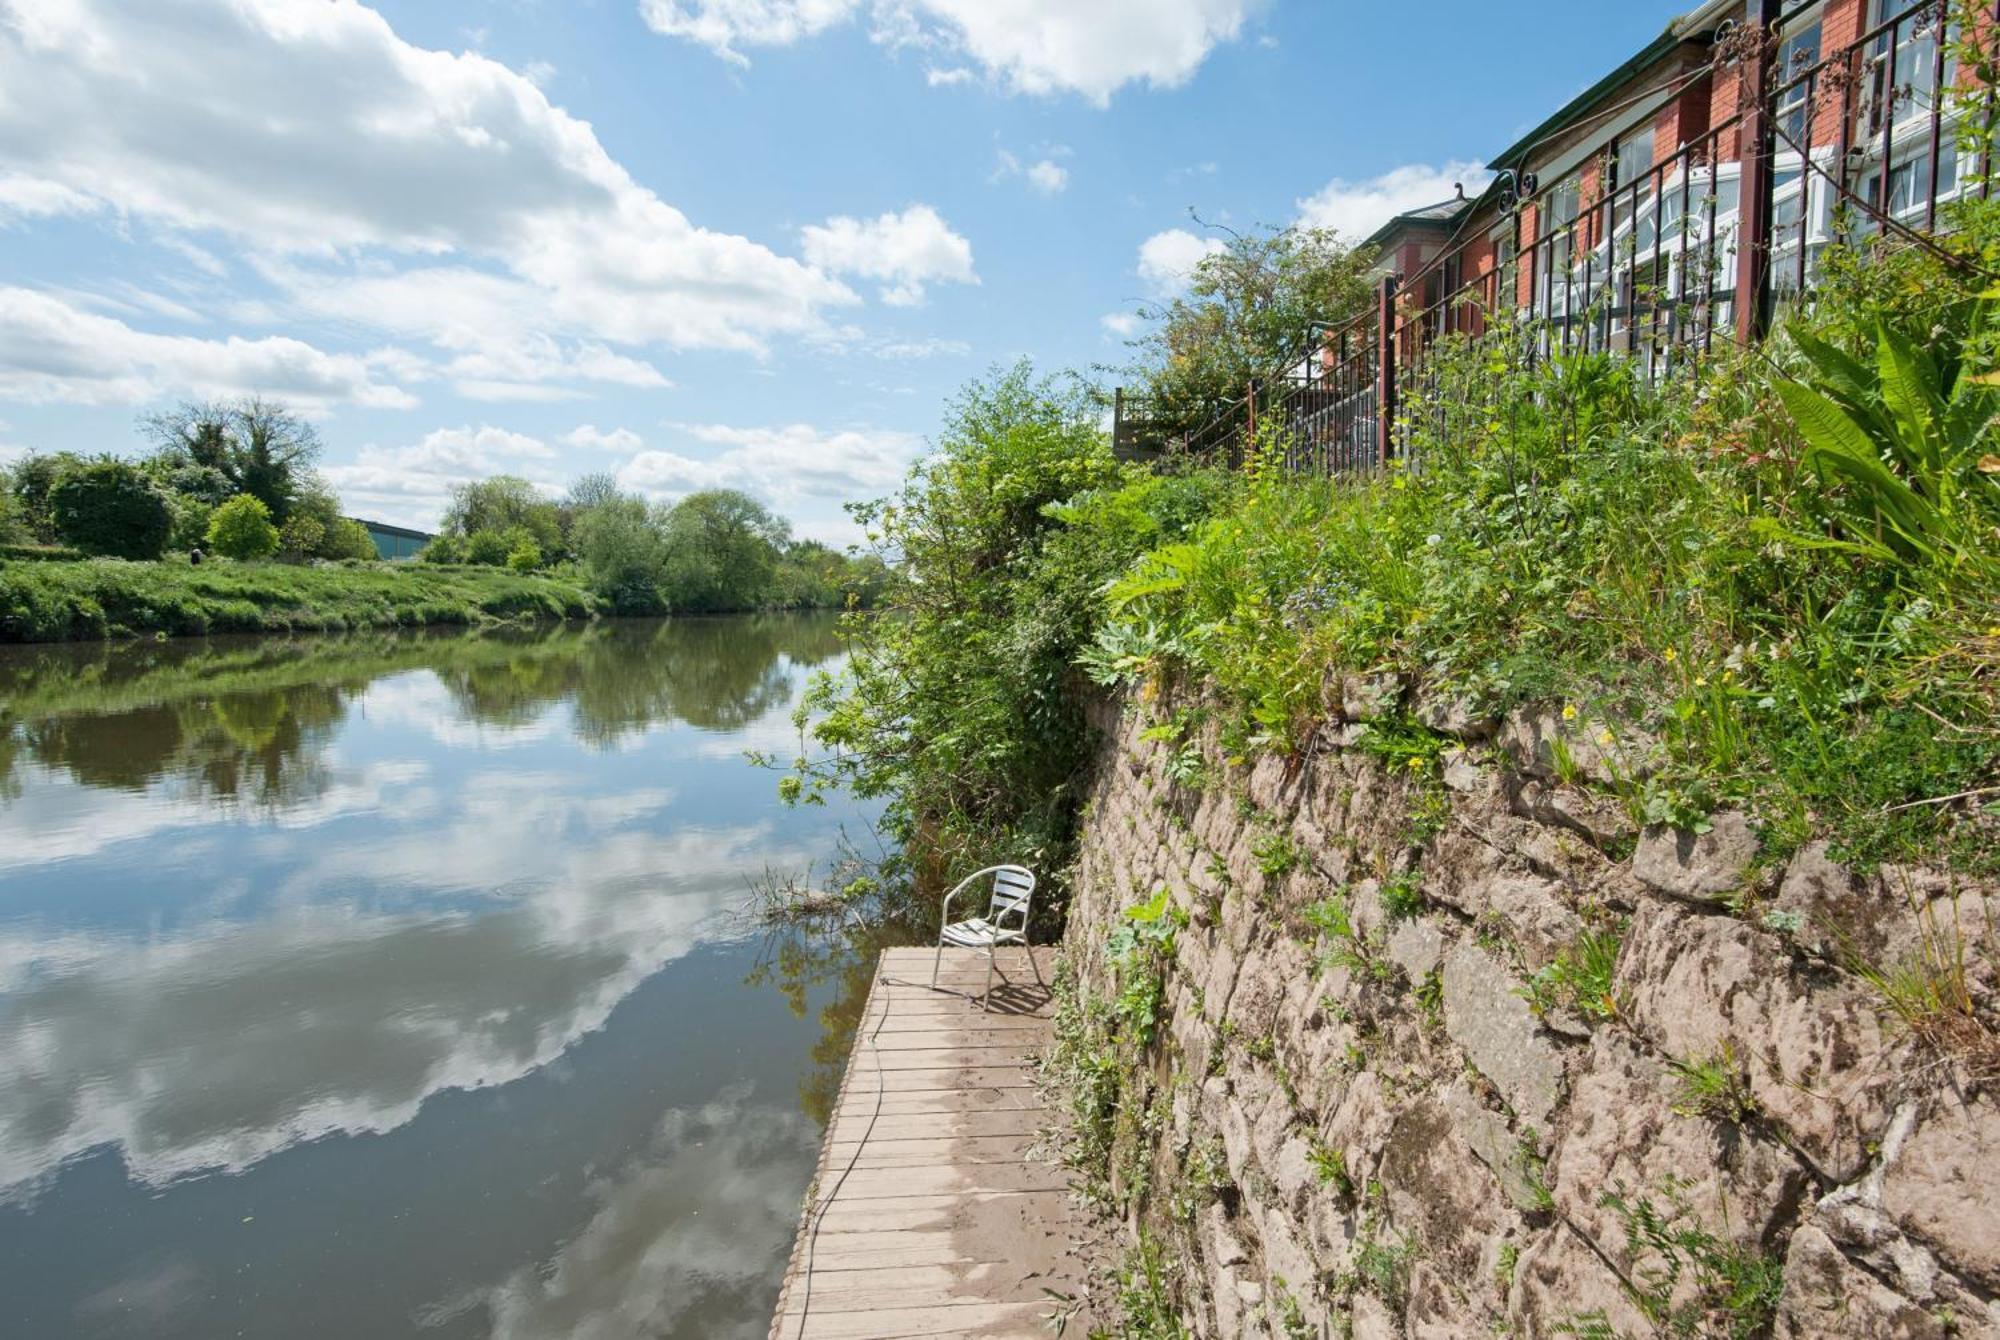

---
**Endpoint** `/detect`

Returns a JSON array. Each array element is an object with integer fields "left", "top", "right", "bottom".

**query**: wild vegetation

[
  {"left": 0, "top": 555, "right": 596, "bottom": 642},
  {"left": 433, "top": 474, "right": 889, "bottom": 615},
  {"left": 2, "top": 402, "right": 885, "bottom": 640},
  {"left": 788, "top": 176, "right": 2000, "bottom": 905}
]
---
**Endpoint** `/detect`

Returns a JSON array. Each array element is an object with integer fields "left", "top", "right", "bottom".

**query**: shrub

[
  {"left": 319, "top": 516, "right": 378, "bottom": 562},
  {"left": 505, "top": 538, "right": 543, "bottom": 572},
  {"left": 163, "top": 493, "right": 215, "bottom": 552},
  {"left": 49, "top": 459, "right": 172, "bottom": 559},
  {"left": 421, "top": 534, "right": 465, "bottom": 564},
  {"left": 278, "top": 512, "right": 326, "bottom": 562},
  {"left": 462, "top": 529, "right": 510, "bottom": 566},
  {"left": 781, "top": 361, "right": 1223, "bottom": 891},
  {"left": 206, "top": 494, "right": 280, "bottom": 560}
]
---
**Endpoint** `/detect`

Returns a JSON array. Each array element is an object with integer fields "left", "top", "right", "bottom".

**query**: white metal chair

[{"left": 931, "top": 865, "right": 1036, "bottom": 1010}]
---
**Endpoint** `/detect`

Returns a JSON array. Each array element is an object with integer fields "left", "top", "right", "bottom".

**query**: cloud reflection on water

[{"left": 420, "top": 1085, "right": 816, "bottom": 1340}]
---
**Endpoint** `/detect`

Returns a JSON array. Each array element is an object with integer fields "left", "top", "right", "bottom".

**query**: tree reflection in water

[
  {"left": 744, "top": 891, "right": 931, "bottom": 1128},
  {"left": 0, "top": 614, "right": 848, "bottom": 807}
]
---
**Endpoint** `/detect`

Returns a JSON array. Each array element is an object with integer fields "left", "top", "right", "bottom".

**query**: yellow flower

[
  {"left": 1988, "top": 626, "right": 2000, "bottom": 638},
  {"left": 1597, "top": 729, "right": 1615, "bottom": 746},
  {"left": 1693, "top": 676, "right": 1708, "bottom": 688},
  {"left": 1406, "top": 756, "right": 1426, "bottom": 772},
  {"left": 1561, "top": 704, "right": 1578, "bottom": 721},
  {"left": 1662, "top": 647, "right": 1677, "bottom": 664}
]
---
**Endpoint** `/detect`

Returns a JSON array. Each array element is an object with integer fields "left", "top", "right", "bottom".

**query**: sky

[{"left": 0, "top": 0, "right": 1691, "bottom": 545}]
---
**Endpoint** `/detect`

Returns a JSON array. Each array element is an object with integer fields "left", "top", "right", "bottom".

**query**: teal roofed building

[{"left": 353, "top": 519, "right": 432, "bottom": 561}]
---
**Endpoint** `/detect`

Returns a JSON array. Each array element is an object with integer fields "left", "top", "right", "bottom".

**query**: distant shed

[{"left": 354, "top": 519, "right": 432, "bottom": 562}]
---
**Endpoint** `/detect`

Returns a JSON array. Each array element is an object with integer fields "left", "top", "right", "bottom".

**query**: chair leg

[
  {"left": 932, "top": 934, "right": 944, "bottom": 990},
  {"left": 982, "top": 947, "right": 995, "bottom": 1012}
]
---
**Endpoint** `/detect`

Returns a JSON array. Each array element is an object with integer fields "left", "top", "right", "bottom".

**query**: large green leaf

[
  {"left": 1776, "top": 379, "right": 1944, "bottom": 559},
  {"left": 1875, "top": 323, "right": 1947, "bottom": 482}
]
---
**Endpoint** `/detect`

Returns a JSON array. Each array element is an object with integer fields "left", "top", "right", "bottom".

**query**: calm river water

[{"left": 0, "top": 616, "right": 882, "bottom": 1339}]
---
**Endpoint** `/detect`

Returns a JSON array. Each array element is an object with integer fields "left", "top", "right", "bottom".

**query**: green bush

[
  {"left": 206, "top": 494, "right": 280, "bottom": 560},
  {"left": 0, "top": 543, "right": 85, "bottom": 562},
  {"left": 505, "top": 538, "right": 543, "bottom": 572},
  {"left": 163, "top": 493, "right": 215, "bottom": 553},
  {"left": 421, "top": 534, "right": 465, "bottom": 564},
  {"left": 783, "top": 361, "right": 1228, "bottom": 892},
  {"left": 49, "top": 459, "right": 172, "bottom": 559},
  {"left": 320, "top": 517, "right": 378, "bottom": 562},
  {"left": 463, "top": 529, "right": 510, "bottom": 566},
  {"left": 278, "top": 512, "right": 326, "bottom": 562}
]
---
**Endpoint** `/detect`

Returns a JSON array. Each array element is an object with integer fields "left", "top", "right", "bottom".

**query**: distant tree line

[
  {"left": 0, "top": 399, "right": 373, "bottom": 562},
  {"left": 421, "top": 472, "right": 888, "bottom": 614},
  {"left": 1, "top": 398, "right": 885, "bottom": 616}
]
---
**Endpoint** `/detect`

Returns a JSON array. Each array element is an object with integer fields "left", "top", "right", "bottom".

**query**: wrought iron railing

[{"left": 1111, "top": 0, "right": 1998, "bottom": 474}]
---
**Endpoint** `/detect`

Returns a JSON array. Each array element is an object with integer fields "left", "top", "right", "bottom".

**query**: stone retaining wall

[{"left": 1060, "top": 684, "right": 1996, "bottom": 1337}]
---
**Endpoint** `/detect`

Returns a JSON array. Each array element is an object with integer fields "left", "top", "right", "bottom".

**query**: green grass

[{"left": 0, "top": 557, "right": 598, "bottom": 642}]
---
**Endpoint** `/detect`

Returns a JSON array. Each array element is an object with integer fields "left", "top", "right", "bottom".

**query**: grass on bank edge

[{"left": 0, "top": 556, "right": 599, "bottom": 642}]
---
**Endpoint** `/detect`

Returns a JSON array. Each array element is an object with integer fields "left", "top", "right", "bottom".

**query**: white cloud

[
  {"left": 800, "top": 205, "right": 977, "bottom": 307},
  {"left": 642, "top": 0, "right": 1259, "bottom": 103},
  {"left": 638, "top": 0, "right": 861, "bottom": 66},
  {"left": 1101, "top": 311, "right": 1142, "bottom": 338},
  {"left": 563, "top": 425, "right": 646, "bottom": 453},
  {"left": 993, "top": 147, "right": 1069, "bottom": 195},
  {"left": 0, "top": 0, "right": 861, "bottom": 392},
  {"left": 619, "top": 422, "right": 925, "bottom": 509},
  {"left": 321, "top": 426, "right": 561, "bottom": 528},
  {"left": 1027, "top": 159, "right": 1070, "bottom": 193},
  {"left": 1296, "top": 160, "right": 1492, "bottom": 242},
  {"left": 1136, "top": 228, "right": 1226, "bottom": 298},
  {"left": 878, "top": 0, "right": 1258, "bottom": 104},
  {"left": 871, "top": 336, "right": 969, "bottom": 359},
  {"left": 0, "top": 287, "right": 416, "bottom": 409}
]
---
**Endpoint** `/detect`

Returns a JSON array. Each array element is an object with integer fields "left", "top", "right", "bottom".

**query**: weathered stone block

[
  {"left": 1631, "top": 810, "right": 1759, "bottom": 904},
  {"left": 1882, "top": 1090, "right": 2000, "bottom": 1292},
  {"left": 1775, "top": 1225, "right": 1954, "bottom": 1340},
  {"left": 1617, "top": 900, "right": 1895, "bottom": 1181},
  {"left": 1442, "top": 942, "right": 1565, "bottom": 1129}
]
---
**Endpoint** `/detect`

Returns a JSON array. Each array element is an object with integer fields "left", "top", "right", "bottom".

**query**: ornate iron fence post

[
  {"left": 1374, "top": 275, "right": 1398, "bottom": 469},
  {"left": 1735, "top": 0, "right": 1782, "bottom": 345}
]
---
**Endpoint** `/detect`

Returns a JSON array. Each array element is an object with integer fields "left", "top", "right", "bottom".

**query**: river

[{"left": 0, "top": 615, "right": 882, "bottom": 1339}]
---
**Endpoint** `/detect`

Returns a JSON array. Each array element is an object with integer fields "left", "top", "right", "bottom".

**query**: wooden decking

[{"left": 769, "top": 946, "right": 1094, "bottom": 1340}]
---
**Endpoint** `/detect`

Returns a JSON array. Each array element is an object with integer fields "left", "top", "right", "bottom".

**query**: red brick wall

[
  {"left": 1806, "top": 0, "right": 1868, "bottom": 149},
  {"left": 1654, "top": 74, "right": 1714, "bottom": 163},
  {"left": 1515, "top": 203, "right": 1539, "bottom": 308},
  {"left": 1710, "top": 60, "right": 1744, "bottom": 159}
]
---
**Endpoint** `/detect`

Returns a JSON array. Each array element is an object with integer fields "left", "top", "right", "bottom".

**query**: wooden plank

[
  {"left": 773, "top": 1300, "right": 1066, "bottom": 1339},
  {"left": 769, "top": 947, "right": 1088, "bottom": 1340}
]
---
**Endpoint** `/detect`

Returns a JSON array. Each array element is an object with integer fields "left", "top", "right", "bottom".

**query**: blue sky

[{"left": 0, "top": 0, "right": 1688, "bottom": 543}]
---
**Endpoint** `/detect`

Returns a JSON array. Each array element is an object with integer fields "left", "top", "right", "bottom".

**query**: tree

[
  {"left": 421, "top": 534, "right": 466, "bottom": 564},
  {"left": 505, "top": 537, "right": 544, "bottom": 571},
  {"left": 463, "top": 529, "right": 511, "bottom": 566},
  {"left": 278, "top": 512, "right": 326, "bottom": 562},
  {"left": 8, "top": 451, "right": 88, "bottom": 542},
  {"left": 442, "top": 476, "right": 562, "bottom": 555},
  {"left": 1119, "top": 222, "right": 1375, "bottom": 443},
  {"left": 49, "top": 459, "right": 172, "bottom": 559},
  {"left": 144, "top": 398, "right": 323, "bottom": 522},
  {"left": 320, "top": 517, "right": 379, "bottom": 562},
  {"left": 207, "top": 494, "right": 281, "bottom": 559},
  {"left": 794, "top": 361, "right": 1130, "bottom": 876},
  {"left": 659, "top": 489, "right": 789, "bottom": 612},
  {"left": 571, "top": 494, "right": 667, "bottom": 613},
  {"left": 164, "top": 493, "right": 216, "bottom": 552}
]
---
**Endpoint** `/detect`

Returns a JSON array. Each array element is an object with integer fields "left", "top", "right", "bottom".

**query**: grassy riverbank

[{"left": 0, "top": 557, "right": 599, "bottom": 642}]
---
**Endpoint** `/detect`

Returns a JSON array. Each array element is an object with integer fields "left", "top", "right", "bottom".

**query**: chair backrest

[{"left": 987, "top": 865, "right": 1036, "bottom": 923}]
